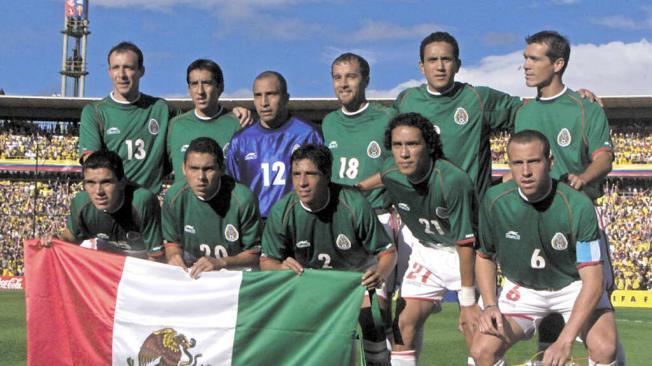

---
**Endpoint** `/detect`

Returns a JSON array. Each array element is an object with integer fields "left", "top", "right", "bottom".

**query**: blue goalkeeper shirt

[{"left": 226, "top": 116, "right": 323, "bottom": 217}]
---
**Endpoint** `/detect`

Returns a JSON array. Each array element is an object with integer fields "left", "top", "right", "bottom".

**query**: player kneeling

[
  {"left": 260, "top": 144, "right": 397, "bottom": 366},
  {"left": 471, "top": 130, "right": 618, "bottom": 366}
]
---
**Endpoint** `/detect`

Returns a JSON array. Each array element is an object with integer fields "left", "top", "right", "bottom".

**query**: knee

[
  {"left": 469, "top": 338, "right": 499, "bottom": 366},
  {"left": 588, "top": 337, "right": 617, "bottom": 363}
]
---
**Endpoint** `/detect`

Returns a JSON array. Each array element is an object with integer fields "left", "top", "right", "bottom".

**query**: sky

[{"left": 1, "top": 0, "right": 651, "bottom": 99}]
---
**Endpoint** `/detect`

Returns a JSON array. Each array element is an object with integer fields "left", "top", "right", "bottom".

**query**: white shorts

[
  {"left": 399, "top": 241, "right": 461, "bottom": 302},
  {"left": 499, "top": 278, "right": 612, "bottom": 338},
  {"left": 376, "top": 211, "right": 413, "bottom": 299}
]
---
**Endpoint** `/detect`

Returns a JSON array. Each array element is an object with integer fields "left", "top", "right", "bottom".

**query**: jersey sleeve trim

[
  {"left": 377, "top": 246, "right": 396, "bottom": 257},
  {"left": 455, "top": 237, "right": 475, "bottom": 246},
  {"left": 476, "top": 251, "right": 492, "bottom": 259},
  {"left": 576, "top": 261, "right": 602, "bottom": 269},
  {"left": 591, "top": 146, "right": 613, "bottom": 160},
  {"left": 164, "top": 242, "right": 181, "bottom": 248}
]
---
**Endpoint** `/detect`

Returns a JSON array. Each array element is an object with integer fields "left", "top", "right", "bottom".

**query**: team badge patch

[
  {"left": 296, "top": 240, "right": 311, "bottom": 248},
  {"left": 551, "top": 232, "right": 568, "bottom": 251},
  {"left": 328, "top": 141, "right": 338, "bottom": 149},
  {"left": 435, "top": 207, "right": 449, "bottom": 219},
  {"left": 224, "top": 224, "right": 239, "bottom": 242},
  {"left": 557, "top": 128, "right": 571, "bottom": 147},
  {"left": 397, "top": 203, "right": 410, "bottom": 211},
  {"left": 454, "top": 107, "right": 469, "bottom": 125},
  {"left": 433, "top": 125, "right": 441, "bottom": 135},
  {"left": 336, "top": 234, "right": 352, "bottom": 250},
  {"left": 367, "top": 141, "right": 381, "bottom": 159},
  {"left": 126, "top": 328, "right": 202, "bottom": 366},
  {"left": 148, "top": 118, "right": 160, "bottom": 135}
]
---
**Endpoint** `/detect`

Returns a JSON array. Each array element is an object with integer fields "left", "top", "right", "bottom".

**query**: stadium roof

[{"left": 1, "top": 95, "right": 651, "bottom": 121}]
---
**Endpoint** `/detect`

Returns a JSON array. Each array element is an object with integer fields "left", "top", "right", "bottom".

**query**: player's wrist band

[
  {"left": 484, "top": 304, "right": 497, "bottom": 309},
  {"left": 459, "top": 286, "right": 476, "bottom": 307}
]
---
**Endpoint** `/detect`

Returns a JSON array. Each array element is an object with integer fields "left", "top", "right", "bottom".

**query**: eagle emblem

[
  {"left": 336, "top": 234, "right": 352, "bottom": 250},
  {"left": 453, "top": 107, "right": 469, "bottom": 125},
  {"left": 126, "top": 328, "right": 203, "bottom": 366},
  {"left": 551, "top": 232, "right": 568, "bottom": 251},
  {"left": 557, "top": 128, "right": 571, "bottom": 147},
  {"left": 224, "top": 224, "right": 239, "bottom": 242},
  {"left": 148, "top": 118, "right": 160, "bottom": 135},
  {"left": 367, "top": 141, "right": 381, "bottom": 159}
]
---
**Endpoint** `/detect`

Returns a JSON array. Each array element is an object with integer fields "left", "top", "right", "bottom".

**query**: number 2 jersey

[
  {"left": 162, "top": 175, "right": 262, "bottom": 266},
  {"left": 261, "top": 184, "right": 394, "bottom": 270},
  {"left": 226, "top": 116, "right": 323, "bottom": 217},
  {"left": 477, "top": 180, "right": 602, "bottom": 290},
  {"left": 79, "top": 93, "right": 176, "bottom": 193}
]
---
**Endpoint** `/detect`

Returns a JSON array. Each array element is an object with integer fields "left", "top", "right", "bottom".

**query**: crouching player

[
  {"left": 471, "top": 130, "right": 617, "bottom": 366},
  {"left": 163, "top": 137, "right": 262, "bottom": 278},
  {"left": 260, "top": 144, "right": 397, "bottom": 365}
]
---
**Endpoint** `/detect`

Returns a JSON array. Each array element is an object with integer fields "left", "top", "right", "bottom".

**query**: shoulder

[
  {"left": 291, "top": 117, "right": 321, "bottom": 132},
  {"left": 395, "top": 85, "right": 425, "bottom": 103},
  {"left": 555, "top": 181, "right": 596, "bottom": 209},
  {"left": 169, "top": 110, "right": 194, "bottom": 128},
  {"left": 368, "top": 102, "right": 397, "bottom": 119},
  {"left": 322, "top": 109, "right": 341, "bottom": 125},
  {"left": 230, "top": 178, "right": 257, "bottom": 205},
  {"left": 380, "top": 157, "right": 400, "bottom": 178},
  {"left": 163, "top": 181, "right": 190, "bottom": 206},
  {"left": 131, "top": 186, "right": 158, "bottom": 204},
  {"left": 482, "top": 181, "right": 518, "bottom": 209},
  {"left": 435, "top": 159, "right": 473, "bottom": 184},
  {"left": 267, "top": 191, "right": 299, "bottom": 222},
  {"left": 71, "top": 190, "right": 91, "bottom": 208}
]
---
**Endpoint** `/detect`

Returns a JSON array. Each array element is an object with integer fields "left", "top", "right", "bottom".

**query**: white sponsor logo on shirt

[
  {"left": 557, "top": 128, "right": 571, "bottom": 147},
  {"left": 505, "top": 231, "right": 520, "bottom": 240},
  {"left": 184, "top": 225, "right": 196, "bottom": 234},
  {"left": 296, "top": 240, "right": 311, "bottom": 248},
  {"left": 292, "top": 144, "right": 301, "bottom": 152},
  {"left": 107, "top": 127, "right": 121, "bottom": 135},
  {"left": 433, "top": 125, "right": 441, "bottom": 135},
  {"left": 180, "top": 144, "right": 188, "bottom": 153},
  {"left": 398, "top": 203, "right": 410, "bottom": 211},
  {"left": 328, "top": 141, "right": 338, "bottom": 149},
  {"left": 245, "top": 152, "right": 257, "bottom": 160},
  {"left": 551, "top": 232, "right": 568, "bottom": 250},
  {"left": 336, "top": 234, "right": 352, "bottom": 250},
  {"left": 224, "top": 224, "right": 239, "bottom": 242}
]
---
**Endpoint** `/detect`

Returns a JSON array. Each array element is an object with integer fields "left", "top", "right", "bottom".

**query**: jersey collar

[
  {"left": 110, "top": 91, "right": 141, "bottom": 105},
  {"left": 194, "top": 105, "right": 224, "bottom": 121},
  {"left": 341, "top": 102, "right": 369, "bottom": 116},
  {"left": 426, "top": 83, "right": 455, "bottom": 96},
  {"left": 538, "top": 86, "right": 567, "bottom": 101}
]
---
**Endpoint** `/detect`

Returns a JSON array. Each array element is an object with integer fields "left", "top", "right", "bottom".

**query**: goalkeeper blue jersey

[{"left": 226, "top": 116, "right": 323, "bottom": 217}]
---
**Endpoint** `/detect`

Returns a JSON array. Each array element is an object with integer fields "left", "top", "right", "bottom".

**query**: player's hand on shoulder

[
  {"left": 577, "top": 88, "right": 603, "bottom": 107},
  {"left": 232, "top": 106, "right": 254, "bottom": 127},
  {"left": 478, "top": 304, "right": 503, "bottom": 336},
  {"left": 566, "top": 173, "right": 587, "bottom": 191},
  {"left": 281, "top": 257, "right": 304, "bottom": 275},
  {"left": 361, "top": 267, "right": 383, "bottom": 290}
]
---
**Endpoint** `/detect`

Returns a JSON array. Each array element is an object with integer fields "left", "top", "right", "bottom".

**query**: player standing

[
  {"left": 471, "top": 130, "right": 617, "bottom": 366},
  {"left": 163, "top": 137, "right": 261, "bottom": 278},
  {"left": 381, "top": 113, "right": 480, "bottom": 366},
  {"left": 226, "top": 71, "right": 323, "bottom": 218},
  {"left": 260, "top": 144, "right": 397, "bottom": 365}
]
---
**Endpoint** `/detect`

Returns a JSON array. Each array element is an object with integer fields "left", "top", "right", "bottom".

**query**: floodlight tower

[{"left": 60, "top": 0, "right": 90, "bottom": 97}]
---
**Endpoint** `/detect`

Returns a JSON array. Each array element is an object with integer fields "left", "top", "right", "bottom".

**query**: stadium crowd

[{"left": 0, "top": 121, "right": 79, "bottom": 161}]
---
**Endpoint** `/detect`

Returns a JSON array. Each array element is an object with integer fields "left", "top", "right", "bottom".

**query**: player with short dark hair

[
  {"left": 261, "top": 144, "right": 397, "bottom": 365},
  {"left": 163, "top": 137, "right": 262, "bottom": 278},
  {"left": 381, "top": 113, "right": 479, "bottom": 366},
  {"left": 471, "top": 130, "right": 617, "bottom": 366},
  {"left": 226, "top": 71, "right": 323, "bottom": 218},
  {"left": 167, "top": 58, "right": 241, "bottom": 183},
  {"left": 79, "top": 41, "right": 177, "bottom": 193},
  {"left": 44, "top": 149, "right": 163, "bottom": 259}
]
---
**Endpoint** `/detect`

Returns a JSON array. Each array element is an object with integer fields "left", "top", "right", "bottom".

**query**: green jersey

[
  {"left": 514, "top": 88, "right": 614, "bottom": 200},
  {"left": 322, "top": 103, "right": 396, "bottom": 209},
  {"left": 167, "top": 108, "right": 240, "bottom": 183},
  {"left": 162, "top": 175, "right": 261, "bottom": 266},
  {"left": 478, "top": 180, "right": 601, "bottom": 290},
  {"left": 381, "top": 158, "right": 477, "bottom": 248},
  {"left": 79, "top": 93, "right": 176, "bottom": 193},
  {"left": 394, "top": 83, "right": 521, "bottom": 197},
  {"left": 262, "top": 184, "right": 394, "bottom": 271},
  {"left": 67, "top": 185, "right": 163, "bottom": 255}
]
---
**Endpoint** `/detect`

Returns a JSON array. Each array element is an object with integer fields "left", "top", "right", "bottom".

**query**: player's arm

[
  {"left": 260, "top": 256, "right": 304, "bottom": 275},
  {"left": 475, "top": 253, "right": 503, "bottom": 336},
  {"left": 259, "top": 203, "right": 303, "bottom": 275},
  {"left": 164, "top": 244, "right": 188, "bottom": 271},
  {"left": 78, "top": 104, "right": 103, "bottom": 162},
  {"left": 576, "top": 88, "right": 603, "bottom": 106},
  {"left": 543, "top": 263, "right": 603, "bottom": 366},
  {"left": 361, "top": 247, "right": 396, "bottom": 290},
  {"left": 139, "top": 192, "right": 165, "bottom": 261},
  {"left": 41, "top": 227, "right": 77, "bottom": 248},
  {"left": 568, "top": 150, "right": 613, "bottom": 191},
  {"left": 190, "top": 250, "right": 260, "bottom": 278},
  {"left": 355, "top": 172, "right": 384, "bottom": 191}
]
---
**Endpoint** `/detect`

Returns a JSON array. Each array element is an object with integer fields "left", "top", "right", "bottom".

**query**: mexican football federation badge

[
  {"left": 454, "top": 107, "right": 469, "bottom": 125},
  {"left": 367, "top": 141, "right": 381, "bottom": 159},
  {"left": 224, "top": 224, "right": 239, "bottom": 242},
  {"left": 336, "top": 234, "right": 352, "bottom": 250},
  {"left": 551, "top": 232, "right": 568, "bottom": 251},
  {"left": 557, "top": 128, "right": 571, "bottom": 147},
  {"left": 148, "top": 118, "right": 160, "bottom": 135}
]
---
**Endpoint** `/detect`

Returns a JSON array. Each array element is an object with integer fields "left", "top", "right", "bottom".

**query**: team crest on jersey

[
  {"left": 107, "top": 127, "right": 121, "bottom": 135},
  {"left": 126, "top": 231, "right": 142, "bottom": 241},
  {"left": 296, "top": 240, "right": 311, "bottom": 248},
  {"left": 148, "top": 118, "right": 160, "bottom": 135},
  {"left": 367, "top": 141, "right": 381, "bottom": 159},
  {"left": 126, "top": 328, "right": 201, "bottom": 366},
  {"left": 245, "top": 152, "right": 257, "bottom": 160},
  {"left": 328, "top": 141, "right": 338, "bottom": 149},
  {"left": 336, "top": 234, "right": 352, "bottom": 250},
  {"left": 224, "top": 224, "right": 239, "bottom": 242},
  {"left": 551, "top": 232, "right": 568, "bottom": 251},
  {"left": 397, "top": 203, "right": 410, "bottom": 211},
  {"left": 184, "top": 225, "right": 196, "bottom": 234},
  {"left": 557, "top": 128, "right": 572, "bottom": 147},
  {"left": 454, "top": 107, "right": 469, "bottom": 125},
  {"left": 435, "top": 207, "right": 449, "bottom": 219},
  {"left": 433, "top": 125, "right": 441, "bottom": 135},
  {"left": 292, "top": 144, "right": 301, "bottom": 152},
  {"left": 505, "top": 231, "right": 521, "bottom": 240},
  {"left": 180, "top": 144, "right": 189, "bottom": 153}
]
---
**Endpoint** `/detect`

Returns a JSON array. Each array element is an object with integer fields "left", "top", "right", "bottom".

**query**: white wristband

[{"left": 459, "top": 286, "right": 476, "bottom": 307}]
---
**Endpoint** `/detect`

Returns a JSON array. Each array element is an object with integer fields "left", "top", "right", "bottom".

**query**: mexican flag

[{"left": 24, "top": 239, "right": 365, "bottom": 365}]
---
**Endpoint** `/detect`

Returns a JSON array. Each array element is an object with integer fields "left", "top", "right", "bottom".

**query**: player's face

[
  {"left": 108, "top": 50, "right": 143, "bottom": 102},
  {"left": 253, "top": 76, "right": 289, "bottom": 129},
  {"left": 83, "top": 168, "right": 125, "bottom": 212},
  {"left": 391, "top": 126, "right": 432, "bottom": 181},
  {"left": 419, "top": 41, "right": 459, "bottom": 92},
  {"left": 188, "top": 69, "right": 223, "bottom": 118},
  {"left": 523, "top": 42, "right": 562, "bottom": 89},
  {"left": 292, "top": 158, "right": 329, "bottom": 210},
  {"left": 183, "top": 152, "right": 223, "bottom": 200},
  {"left": 508, "top": 140, "right": 553, "bottom": 201},
  {"left": 332, "top": 60, "right": 368, "bottom": 112}
]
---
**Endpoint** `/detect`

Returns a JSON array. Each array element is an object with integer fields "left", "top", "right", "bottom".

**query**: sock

[{"left": 391, "top": 350, "right": 415, "bottom": 366}]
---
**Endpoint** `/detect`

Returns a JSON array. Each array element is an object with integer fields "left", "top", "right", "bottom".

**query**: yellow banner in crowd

[{"left": 611, "top": 290, "right": 652, "bottom": 308}]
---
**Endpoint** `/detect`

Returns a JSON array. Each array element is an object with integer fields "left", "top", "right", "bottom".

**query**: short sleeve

[
  {"left": 261, "top": 203, "right": 290, "bottom": 260},
  {"left": 78, "top": 103, "right": 103, "bottom": 155}
]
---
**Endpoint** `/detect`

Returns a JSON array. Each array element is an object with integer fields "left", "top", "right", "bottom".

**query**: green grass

[{"left": 2, "top": 291, "right": 651, "bottom": 365}]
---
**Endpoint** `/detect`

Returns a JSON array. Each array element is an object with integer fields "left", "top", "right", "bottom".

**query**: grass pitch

[{"left": 2, "top": 291, "right": 650, "bottom": 365}]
